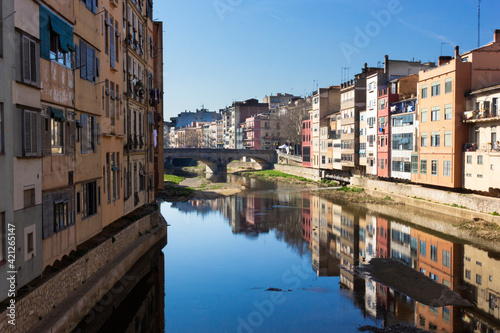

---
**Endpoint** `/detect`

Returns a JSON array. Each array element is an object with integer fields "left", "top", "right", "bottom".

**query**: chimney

[
  {"left": 454, "top": 46, "right": 460, "bottom": 58},
  {"left": 384, "top": 55, "right": 389, "bottom": 74},
  {"left": 364, "top": 63, "right": 368, "bottom": 73},
  {"left": 495, "top": 29, "right": 500, "bottom": 43}
]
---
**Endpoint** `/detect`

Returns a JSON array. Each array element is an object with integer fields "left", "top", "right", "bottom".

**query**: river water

[
  {"left": 73, "top": 174, "right": 500, "bottom": 332},
  {"left": 160, "top": 175, "right": 500, "bottom": 333}
]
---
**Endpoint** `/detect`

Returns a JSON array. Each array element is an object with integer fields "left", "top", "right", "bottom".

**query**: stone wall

[
  {"left": 352, "top": 177, "right": 500, "bottom": 217},
  {"left": 274, "top": 164, "right": 321, "bottom": 181},
  {"left": 0, "top": 209, "right": 165, "bottom": 333}
]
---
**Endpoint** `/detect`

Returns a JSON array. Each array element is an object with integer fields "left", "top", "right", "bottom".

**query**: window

[
  {"left": 444, "top": 104, "right": 452, "bottom": 120},
  {"left": 445, "top": 78, "right": 452, "bottom": 94},
  {"left": 80, "top": 115, "right": 96, "bottom": 153},
  {"left": 24, "top": 189, "right": 35, "bottom": 208},
  {"left": 81, "top": 0, "right": 99, "bottom": 13},
  {"left": 443, "top": 161, "right": 451, "bottom": 177},
  {"left": 421, "top": 85, "right": 428, "bottom": 98},
  {"left": 20, "top": 34, "right": 39, "bottom": 86},
  {"left": 392, "top": 133, "right": 413, "bottom": 150},
  {"left": 430, "top": 245, "right": 438, "bottom": 262},
  {"left": 54, "top": 201, "right": 69, "bottom": 231},
  {"left": 478, "top": 155, "right": 483, "bottom": 165},
  {"left": 421, "top": 160, "right": 427, "bottom": 174},
  {"left": 0, "top": 104, "right": 3, "bottom": 153},
  {"left": 431, "top": 132, "right": 440, "bottom": 147},
  {"left": 77, "top": 40, "right": 99, "bottom": 82},
  {"left": 421, "top": 133, "right": 427, "bottom": 147},
  {"left": 467, "top": 155, "right": 472, "bottom": 164},
  {"left": 420, "top": 241, "right": 426, "bottom": 256},
  {"left": 431, "top": 160, "right": 438, "bottom": 175},
  {"left": 411, "top": 155, "right": 418, "bottom": 174},
  {"left": 421, "top": 109, "right": 427, "bottom": 122},
  {"left": 476, "top": 274, "right": 482, "bottom": 285},
  {"left": 444, "top": 131, "right": 452, "bottom": 147},
  {"left": 431, "top": 107, "right": 440, "bottom": 121},
  {"left": 443, "top": 250, "right": 450, "bottom": 268},
  {"left": 465, "top": 269, "right": 471, "bottom": 279},
  {"left": 51, "top": 118, "right": 63, "bottom": 154},
  {"left": 431, "top": 82, "right": 440, "bottom": 96},
  {"left": 23, "top": 110, "right": 40, "bottom": 156},
  {"left": 82, "top": 181, "right": 97, "bottom": 218}
]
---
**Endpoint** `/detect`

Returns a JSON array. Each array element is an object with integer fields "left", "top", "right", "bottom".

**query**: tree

[{"left": 277, "top": 97, "right": 312, "bottom": 153}]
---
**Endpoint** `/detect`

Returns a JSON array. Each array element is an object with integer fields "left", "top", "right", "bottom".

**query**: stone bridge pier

[{"left": 164, "top": 148, "right": 277, "bottom": 174}]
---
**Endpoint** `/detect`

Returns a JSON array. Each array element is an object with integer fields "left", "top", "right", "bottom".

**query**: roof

[{"left": 469, "top": 83, "right": 500, "bottom": 96}]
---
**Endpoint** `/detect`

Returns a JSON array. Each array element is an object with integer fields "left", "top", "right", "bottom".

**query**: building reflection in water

[
  {"left": 167, "top": 187, "right": 500, "bottom": 333},
  {"left": 71, "top": 239, "right": 166, "bottom": 333}
]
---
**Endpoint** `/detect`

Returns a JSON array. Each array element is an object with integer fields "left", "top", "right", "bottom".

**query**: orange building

[{"left": 413, "top": 31, "right": 500, "bottom": 188}]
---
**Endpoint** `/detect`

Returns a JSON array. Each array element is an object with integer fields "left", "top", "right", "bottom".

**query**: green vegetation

[
  {"left": 412, "top": 196, "right": 425, "bottom": 200},
  {"left": 491, "top": 211, "right": 500, "bottom": 216},
  {"left": 336, "top": 186, "right": 364, "bottom": 193},
  {"left": 382, "top": 196, "right": 394, "bottom": 201},
  {"left": 321, "top": 179, "right": 339, "bottom": 186},
  {"left": 164, "top": 174, "right": 185, "bottom": 184},
  {"left": 451, "top": 203, "right": 468, "bottom": 209},
  {"left": 242, "top": 170, "right": 312, "bottom": 182}
]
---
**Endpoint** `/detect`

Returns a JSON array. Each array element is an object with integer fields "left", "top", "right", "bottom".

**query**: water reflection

[{"left": 170, "top": 181, "right": 500, "bottom": 332}]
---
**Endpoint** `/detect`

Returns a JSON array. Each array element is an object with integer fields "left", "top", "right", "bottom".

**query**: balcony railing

[
  {"left": 463, "top": 109, "right": 500, "bottom": 122},
  {"left": 464, "top": 142, "right": 500, "bottom": 152}
]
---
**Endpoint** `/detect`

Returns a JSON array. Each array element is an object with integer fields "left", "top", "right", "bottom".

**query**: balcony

[
  {"left": 463, "top": 110, "right": 500, "bottom": 123},
  {"left": 464, "top": 142, "right": 500, "bottom": 153}
]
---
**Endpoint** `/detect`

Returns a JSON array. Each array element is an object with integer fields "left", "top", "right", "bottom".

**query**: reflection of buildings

[
  {"left": 302, "top": 193, "right": 312, "bottom": 243},
  {"left": 376, "top": 217, "right": 390, "bottom": 258},
  {"left": 390, "top": 222, "right": 413, "bottom": 267},
  {"left": 339, "top": 207, "right": 360, "bottom": 290},
  {"left": 412, "top": 228, "right": 463, "bottom": 332},
  {"left": 462, "top": 245, "right": 500, "bottom": 332},
  {"left": 73, "top": 243, "right": 166, "bottom": 332},
  {"left": 245, "top": 193, "right": 271, "bottom": 233}
]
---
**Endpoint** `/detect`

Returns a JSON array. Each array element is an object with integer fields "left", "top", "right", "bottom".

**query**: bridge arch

[{"left": 164, "top": 148, "right": 277, "bottom": 174}]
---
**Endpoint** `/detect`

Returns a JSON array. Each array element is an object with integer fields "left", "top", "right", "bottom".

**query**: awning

[
  {"left": 40, "top": 6, "right": 75, "bottom": 59},
  {"left": 51, "top": 108, "right": 66, "bottom": 121}
]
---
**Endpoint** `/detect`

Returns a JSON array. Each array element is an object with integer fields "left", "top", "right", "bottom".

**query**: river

[{"left": 75, "top": 174, "right": 500, "bottom": 332}]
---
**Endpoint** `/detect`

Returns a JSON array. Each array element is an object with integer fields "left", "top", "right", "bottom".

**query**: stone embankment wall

[
  {"left": 0, "top": 209, "right": 167, "bottom": 333},
  {"left": 352, "top": 177, "right": 500, "bottom": 221},
  {"left": 274, "top": 164, "right": 321, "bottom": 181}
]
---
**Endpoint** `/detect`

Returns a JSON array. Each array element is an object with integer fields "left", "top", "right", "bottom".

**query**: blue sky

[{"left": 158, "top": 0, "right": 500, "bottom": 119}]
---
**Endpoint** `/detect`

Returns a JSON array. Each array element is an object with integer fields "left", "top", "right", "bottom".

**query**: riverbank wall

[
  {"left": 0, "top": 207, "right": 167, "bottom": 333},
  {"left": 274, "top": 164, "right": 322, "bottom": 181},
  {"left": 351, "top": 177, "right": 500, "bottom": 219}
]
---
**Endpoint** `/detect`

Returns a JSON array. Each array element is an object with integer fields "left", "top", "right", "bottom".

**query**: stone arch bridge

[{"left": 164, "top": 148, "right": 277, "bottom": 174}]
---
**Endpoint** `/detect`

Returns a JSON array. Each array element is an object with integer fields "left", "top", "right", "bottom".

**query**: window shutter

[
  {"left": 92, "top": 117, "right": 97, "bottom": 152},
  {"left": 42, "top": 114, "right": 51, "bottom": 156},
  {"left": 80, "top": 41, "right": 87, "bottom": 79},
  {"left": 95, "top": 56, "right": 100, "bottom": 78},
  {"left": 22, "top": 36, "right": 30, "bottom": 83},
  {"left": 86, "top": 46, "right": 94, "bottom": 82},
  {"left": 24, "top": 111, "right": 32, "bottom": 155},
  {"left": 66, "top": 120, "right": 75, "bottom": 155},
  {"left": 110, "top": 24, "right": 115, "bottom": 68},
  {"left": 30, "top": 39, "right": 37, "bottom": 84},
  {"left": 81, "top": 115, "right": 88, "bottom": 153}
]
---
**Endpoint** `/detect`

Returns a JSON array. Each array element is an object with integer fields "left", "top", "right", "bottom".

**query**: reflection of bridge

[{"left": 164, "top": 148, "right": 277, "bottom": 174}]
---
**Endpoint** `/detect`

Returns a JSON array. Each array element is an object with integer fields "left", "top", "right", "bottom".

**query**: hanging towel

[{"left": 153, "top": 129, "right": 158, "bottom": 147}]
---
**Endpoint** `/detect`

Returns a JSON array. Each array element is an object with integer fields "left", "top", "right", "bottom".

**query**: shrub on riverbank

[{"left": 164, "top": 174, "right": 185, "bottom": 184}]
